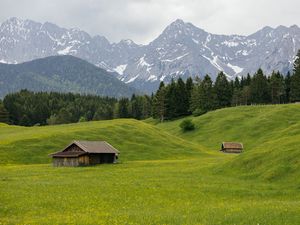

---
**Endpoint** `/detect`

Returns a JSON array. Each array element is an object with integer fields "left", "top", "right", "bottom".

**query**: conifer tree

[
  {"left": 250, "top": 69, "right": 270, "bottom": 104},
  {"left": 270, "top": 71, "right": 284, "bottom": 104},
  {"left": 0, "top": 102, "right": 9, "bottom": 123},
  {"left": 189, "top": 77, "right": 201, "bottom": 113},
  {"left": 117, "top": 98, "right": 130, "bottom": 118},
  {"left": 290, "top": 50, "right": 300, "bottom": 102},
  {"left": 175, "top": 77, "right": 189, "bottom": 116},
  {"left": 198, "top": 75, "right": 216, "bottom": 112},
  {"left": 214, "top": 72, "right": 232, "bottom": 108},
  {"left": 165, "top": 79, "right": 177, "bottom": 119},
  {"left": 153, "top": 82, "right": 166, "bottom": 122},
  {"left": 185, "top": 77, "right": 194, "bottom": 112},
  {"left": 284, "top": 71, "right": 291, "bottom": 103}
]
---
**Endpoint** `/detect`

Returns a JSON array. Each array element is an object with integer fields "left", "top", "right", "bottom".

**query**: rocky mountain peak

[{"left": 0, "top": 17, "right": 299, "bottom": 93}]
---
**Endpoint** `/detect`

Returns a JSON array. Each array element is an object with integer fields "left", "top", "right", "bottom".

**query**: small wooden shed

[
  {"left": 50, "top": 141, "right": 119, "bottom": 167},
  {"left": 220, "top": 142, "right": 243, "bottom": 153}
]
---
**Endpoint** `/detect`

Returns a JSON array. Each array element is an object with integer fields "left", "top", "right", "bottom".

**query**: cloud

[{"left": 0, "top": 0, "right": 299, "bottom": 44}]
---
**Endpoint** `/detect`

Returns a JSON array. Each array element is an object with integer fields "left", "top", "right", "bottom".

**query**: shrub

[
  {"left": 78, "top": 116, "right": 87, "bottom": 122},
  {"left": 180, "top": 119, "right": 195, "bottom": 132},
  {"left": 192, "top": 108, "right": 207, "bottom": 117}
]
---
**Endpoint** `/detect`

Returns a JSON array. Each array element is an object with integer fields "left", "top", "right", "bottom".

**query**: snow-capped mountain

[{"left": 1, "top": 17, "right": 300, "bottom": 92}]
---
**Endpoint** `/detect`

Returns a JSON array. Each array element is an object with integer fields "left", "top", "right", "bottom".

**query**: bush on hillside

[
  {"left": 180, "top": 119, "right": 195, "bottom": 132},
  {"left": 192, "top": 108, "right": 207, "bottom": 117}
]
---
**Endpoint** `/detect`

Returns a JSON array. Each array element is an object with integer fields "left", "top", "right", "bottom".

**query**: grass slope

[
  {"left": 1, "top": 161, "right": 299, "bottom": 225},
  {"left": 156, "top": 104, "right": 300, "bottom": 181},
  {"left": 1, "top": 105, "right": 300, "bottom": 224},
  {"left": 0, "top": 119, "right": 207, "bottom": 164}
]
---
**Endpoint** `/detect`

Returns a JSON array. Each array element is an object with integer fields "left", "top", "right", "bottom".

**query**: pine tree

[
  {"left": 175, "top": 78, "right": 189, "bottom": 116},
  {"left": 290, "top": 50, "right": 300, "bottom": 102},
  {"left": 250, "top": 69, "right": 270, "bottom": 104},
  {"left": 284, "top": 71, "right": 291, "bottom": 103},
  {"left": 165, "top": 79, "right": 177, "bottom": 119},
  {"left": 270, "top": 71, "right": 284, "bottom": 104},
  {"left": 117, "top": 98, "right": 130, "bottom": 118},
  {"left": 0, "top": 102, "right": 9, "bottom": 123},
  {"left": 214, "top": 72, "right": 232, "bottom": 108},
  {"left": 190, "top": 77, "right": 201, "bottom": 113},
  {"left": 153, "top": 82, "right": 166, "bottom": 122},
  {"left": 198, "top": 75, "right": 216, "bottom": 112},
  {"left": 234, "top": 77, "right": 240, "bottom": 89},
  {"left": 185, "top": 77, "right": 194, "bottom": 112},
  {"left": 130, "top": 94, "right": 143, "bottom": 120}
]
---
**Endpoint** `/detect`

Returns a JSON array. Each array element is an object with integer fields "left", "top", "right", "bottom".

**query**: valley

[{"left": 1, "top": 104, "right": 300, "bottom": 224}]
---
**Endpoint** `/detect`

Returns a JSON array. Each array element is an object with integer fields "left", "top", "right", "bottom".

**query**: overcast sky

[{"left": 1, "top": 0, "right": 299, "bottom": 44}]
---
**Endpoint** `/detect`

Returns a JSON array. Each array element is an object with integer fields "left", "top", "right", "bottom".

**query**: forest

[{"left": 1, "top": 50, "right": 300, "bottom": 126}]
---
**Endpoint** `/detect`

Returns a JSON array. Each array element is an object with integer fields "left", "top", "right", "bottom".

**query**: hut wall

[
  {"left": 78, "top": 155, "right": 90, "bottom": 165},
  {"left": 53, "top": 157, "right": 79, "bottom": 167},
  {"left": 223, "top": 148, "right": 242, "bottom": 153},
  {"left": 89, "top": 154, "right": 101, "bottom": 164}
]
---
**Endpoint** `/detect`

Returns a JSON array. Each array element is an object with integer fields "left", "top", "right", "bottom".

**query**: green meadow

[{"left": 1, "top": 104, "right": 300, "bottom": 224}]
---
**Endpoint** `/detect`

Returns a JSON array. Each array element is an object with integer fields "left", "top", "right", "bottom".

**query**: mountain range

[
  {"left": 0, "top": 17, "right": 299, "bottom": 93},
  {"left": 0, "top": 55, "right": 136, "bottom": 98}
]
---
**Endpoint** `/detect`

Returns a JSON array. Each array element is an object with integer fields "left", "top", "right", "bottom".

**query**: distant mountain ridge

[
  {"left": 0, "top": 17, "right": 299, "bottom": 92},
  {"left": 0, "top": 55, "right": 136, "bottom": 98}
]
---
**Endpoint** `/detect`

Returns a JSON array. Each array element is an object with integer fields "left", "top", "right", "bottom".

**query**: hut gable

[
  {"left": 50, "top": 141, "right": 119, "bottom": 167},
  {"left": 221, "top": 142, "right": 243, "bottom": 153}
]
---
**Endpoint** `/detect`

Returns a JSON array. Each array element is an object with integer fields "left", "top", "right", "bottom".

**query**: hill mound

[
  {"left": 0, "top": 119, "right": 207, "bottom": 164},
  {"left": 157, "top": 104, "right": 300, "bottom": 181}
]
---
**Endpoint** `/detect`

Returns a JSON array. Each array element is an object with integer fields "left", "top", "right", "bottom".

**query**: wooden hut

[
  {"left": 220, "top": 142, "right": 243, "bottom": 153},
  {"left": 50, "top": 141, "right": 119, "bottom": 167}
]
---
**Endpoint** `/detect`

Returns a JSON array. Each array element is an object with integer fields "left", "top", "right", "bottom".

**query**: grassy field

[{"left": 1, "top": 104, "right": 300, "bottom": 224}]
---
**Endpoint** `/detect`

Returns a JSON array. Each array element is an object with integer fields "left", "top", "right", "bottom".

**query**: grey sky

[{"left": 1, "top": 0, "right": 299, "bottom": 44}]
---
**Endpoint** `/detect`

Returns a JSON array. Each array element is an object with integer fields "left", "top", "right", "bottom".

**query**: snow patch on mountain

[
  {"left": 203, "top": 55, "right": 225, "bottom": 72},
  {"left": 125, "top": 74, "right": 139, "bottom": 84},
  {"left": 114, "top": 64, "right": 127, "bottom": 75},
  {"left": 58, "top": 46, "right": 74, "bottom": 55},
  {"left": 138, "top": 56, "right": 151, "bottom": 68},
  {"left": 227, "top": 63, "right": 244, "bottom": 74},
  {"left": 161, "top": 53, "right": 189, "bottom": 62},
  {"left": 147, "top": 74, "right": 158, "bottom": 82},
  {"left": 222, "top": 41, "right": 239, "bottom": 47}
]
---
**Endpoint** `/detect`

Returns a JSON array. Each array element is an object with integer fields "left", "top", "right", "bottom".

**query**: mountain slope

[
  {"left": 0, "top": 17, "right": 300, "bottom": 92},
  {"left": 0, "top": 55, "right": 136, "bottom": 98},
  {"left": 156, "top": 104, "right": 300, "bottom": 181}
]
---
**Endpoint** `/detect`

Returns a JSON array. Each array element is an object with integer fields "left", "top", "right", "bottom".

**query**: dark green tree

[
  {"left": 290, "top": 50, "right": 300, "bottom": 102},
  {"left": 117, "top": 98, "right": 130, "bottom": 118},
  {"left": 250, "top": 69, "right": 270, "bottom": 104},
  {"left": 284, "top": 71, "right": 291, "bottom": 103},
  {"left": 175, "top": 77, "right": 189, "bottom": 116},
  {"left": 153, "top": 82, "right": 166, "bottom": 122},
  {"left": 185, "top": 77, "right": 194, "bottom": 112},
  {"left": 198, "top": 75, "right": 216, "bottom": 112},
  {"left": 0, "top": 102, "right": 9, "bottom": 123},
  {"left": 165, "top": 79, "right": 177, "bottom": 119},
  {"left": 270, "top": 71, "right": 284, "bottom": 104},
  {"left": 214, "top": 72, "right": 232, "bottom": 108}
]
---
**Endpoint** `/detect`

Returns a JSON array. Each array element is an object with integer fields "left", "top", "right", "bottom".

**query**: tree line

[
  {"left": 1, "top": 50, "right": 299, "bottom": 126},
  {"left": 152, "top": 50, "right": 300, "bottom": 121},
  {"left": 0, "top": 90, "right": 152, "bottom": 126}
]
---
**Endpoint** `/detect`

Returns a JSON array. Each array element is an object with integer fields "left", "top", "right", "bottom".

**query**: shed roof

[
  {"left": 222, "top": 142, "right": 243, "bottom": 149},
  {"left": 50, "top": 141, "right": 119, "bottom": 158},
  {"left": 65, "top": 141, "right": 119, "bottom": 154}
]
